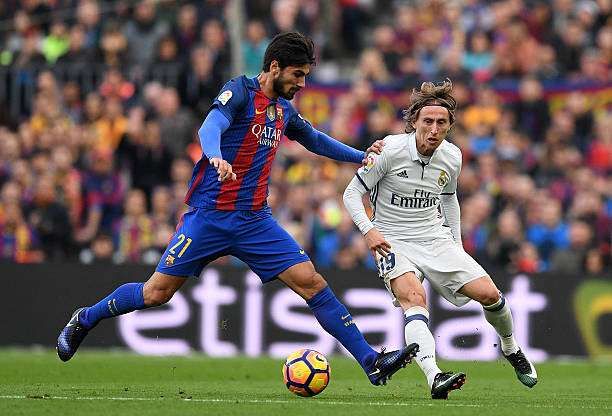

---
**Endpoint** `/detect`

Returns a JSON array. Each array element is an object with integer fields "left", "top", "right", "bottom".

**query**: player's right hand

[
  {"left": 364, "top": 228, "right": 392, "bottom": 258},
  {"left": 210, "top": 157, "right": 237, "bottom": 182}
]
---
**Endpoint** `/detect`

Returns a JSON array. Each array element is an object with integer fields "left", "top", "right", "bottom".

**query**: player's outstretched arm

[
  {"left": 199, "top": 108, "right": 236, "bottom": 182},
  {"left": 286, "top": 114, "right": 384, "bottom": 163}
]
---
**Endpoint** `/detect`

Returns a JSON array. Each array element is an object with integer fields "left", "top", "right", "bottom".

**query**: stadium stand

[{"left": 0, "top": 0, "right": 609, "bottom": 276}]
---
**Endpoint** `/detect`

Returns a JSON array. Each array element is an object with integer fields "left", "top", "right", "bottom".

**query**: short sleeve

[{"left": 210, "top": 77, "right": 248, "bottom": 122}]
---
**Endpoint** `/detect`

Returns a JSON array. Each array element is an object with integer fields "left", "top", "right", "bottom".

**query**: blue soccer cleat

[
  {"left": 57, "top": 308, "right": 90, "bottom": 362},
  {"left": 367, "top": 343, "right": 419, "bottom": 386}
]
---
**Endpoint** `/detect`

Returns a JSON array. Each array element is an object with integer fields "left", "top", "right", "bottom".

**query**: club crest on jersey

[
  {"left": 266, "top": 105, "right": 276, "bottom": 121},
  {"left": 362, "top": 154, "right": 376, "bottom": 172},
  {"left": 438, "top": 170, "right": 449, "bottom": 187},
  {"left": 218, "top": 90, "right": 232, "bottom": 105}
]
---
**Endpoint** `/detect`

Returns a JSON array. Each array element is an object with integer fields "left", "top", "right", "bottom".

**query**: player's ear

[{"left": 270, "top": 60, "right": 280, "bottom": 75}]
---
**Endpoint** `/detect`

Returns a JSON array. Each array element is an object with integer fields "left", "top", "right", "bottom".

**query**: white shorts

[{"left": 376, "top": 236, "right": 487, "bottom": 307}]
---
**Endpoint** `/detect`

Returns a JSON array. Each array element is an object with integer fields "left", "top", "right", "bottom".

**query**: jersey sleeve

[
  {"left": 283, "top": 109, "right": 311, "bottom": 140},
  {"left": 210, "top": 78, "right": 248, "bottom": 123},
  {"left": 442, "top": 152, "right": 462, "bottom": 195},
  {"left": 354, "top": 149, "right": 390, "bottom": 192}
]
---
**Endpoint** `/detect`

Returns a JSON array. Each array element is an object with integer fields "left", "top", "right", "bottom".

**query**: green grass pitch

[{"left": 1, "top": 350, "right": 610, "bottom": 416}]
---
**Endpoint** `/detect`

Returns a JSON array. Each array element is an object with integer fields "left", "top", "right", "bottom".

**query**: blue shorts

[{"left": 156, "top": 206, "right": 310, "bottom": 282}]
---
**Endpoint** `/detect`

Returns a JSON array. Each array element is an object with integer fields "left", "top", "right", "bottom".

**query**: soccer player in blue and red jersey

[{"left": 57, "top": 32, "right": 418, "bottom": 386}]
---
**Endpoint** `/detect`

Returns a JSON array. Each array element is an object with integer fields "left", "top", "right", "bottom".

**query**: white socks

[
  {"left": 483, "top": 295, "right": 519, "bottom": 355},
  {"left": 404, "top": 306, "right": 441, "bottom": 388}
]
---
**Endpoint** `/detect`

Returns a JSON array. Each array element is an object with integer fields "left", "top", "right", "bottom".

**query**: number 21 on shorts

[
  {"left": 377, "top": 252, "right": 396, "bottom": 277},
  {"left": 169, "top": 233, "right": 192, "bottom": 258}
]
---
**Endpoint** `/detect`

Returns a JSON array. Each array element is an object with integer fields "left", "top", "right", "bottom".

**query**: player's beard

[{"left": 273, "top": 75, "right": 299, "bottom": 100}]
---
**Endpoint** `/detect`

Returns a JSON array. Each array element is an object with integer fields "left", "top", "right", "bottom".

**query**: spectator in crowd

[
  {"left": 550, "top": 220, "right": 594, "bottom": 274},
  {"left": 99, "top": 22, "right": 128, "bottom": 69},
  {"left": 155, "top": 87, "right": 197, "bottom": 158},
  {"left": 57, "top": 24, "right": 93, "bottom": 68},
  {"left": 75, "top": 149, "right": 125, "bottom": 245},
  {"left": 173, "top": 3, "right": 199, "bottom": 59},
  {"left": 79, "top": 232, "right": 114, "bottom": 265},
  {"left": 25, "top": 174, "right": 72, "bottom": 260},
  {"left": 0, "top": 202, "right": 43, "bottom": 263},
  {"left": 113, "top": 189, "right": 154, "bottom": 264},
  {"left": 76, "top": 0, "right": 102, "bottom": 51},
  {"left": 181, "top": 45, "right": 223, "bottom": 116},
  {"left": 198, "top": 18, "right": 229, "bottom": 82},
  {"left": 123, "top": 0, "right": 169, "bottom": 76},
  {"left": 150, "top": 35, "right": 183, "bottom": 88},
  {"left": 92, "top": 96, "right": 127, "bottom": 152},
  {"left": 243, "top": 19, "right": 269, "bottom": 77},
  {"left": 526, "top": 198, "right": 570, "bottom": 268}
]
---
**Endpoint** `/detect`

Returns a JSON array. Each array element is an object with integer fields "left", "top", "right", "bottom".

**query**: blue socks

[
  {"left": 306, "top": 286, "right": 377, "bottom": 371},
  {"left": 79, "top": 283, "right": 146, "bottom": 329}
]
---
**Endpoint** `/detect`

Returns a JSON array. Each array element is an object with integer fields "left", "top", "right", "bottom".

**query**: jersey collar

[{"left": 407, "top": 132, "right": 421, "bottom": 162}]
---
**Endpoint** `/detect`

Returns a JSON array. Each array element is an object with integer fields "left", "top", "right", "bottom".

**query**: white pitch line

[{"left": 0, "top": 395, "right": 609, "bottom": 410}]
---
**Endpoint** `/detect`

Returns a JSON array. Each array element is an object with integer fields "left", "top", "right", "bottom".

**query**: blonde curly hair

[{"left": 403, "top": 79, "right": 457, "bottom": 133}]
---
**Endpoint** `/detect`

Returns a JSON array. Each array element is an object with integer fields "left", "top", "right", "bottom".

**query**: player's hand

[
  {"left": 365, "top": 140, "right": 385, "bottom": 155},
  {"left": 364, "top": 228, "right": 392, "bottom": 258},
  {"left": 210, "top": 157, "right": 237, "bottom": 182}
]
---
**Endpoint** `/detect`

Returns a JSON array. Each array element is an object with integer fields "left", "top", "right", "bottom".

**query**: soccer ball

[{"left": 282, "top": 349, "right": 330, "bottom": 397}]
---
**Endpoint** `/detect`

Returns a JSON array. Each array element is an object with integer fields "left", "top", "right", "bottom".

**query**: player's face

[
  {"left": 273, "top": 64, "right": 310, "bottom": 100},
  {"left": 412, "top": 106, "right": 452, "bottom": 156}
]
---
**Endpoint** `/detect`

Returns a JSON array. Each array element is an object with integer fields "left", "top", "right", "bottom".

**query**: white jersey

[{"left": 346, "top": 132, "right": 462, "bottom": 241}]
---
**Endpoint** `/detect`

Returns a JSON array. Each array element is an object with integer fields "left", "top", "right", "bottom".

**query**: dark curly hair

[
  {"left": 262, "top": 32, "right": 316, "bottom": 71},
  {"left": 403, "top": 79, "right": 457, "bottom": 133}
]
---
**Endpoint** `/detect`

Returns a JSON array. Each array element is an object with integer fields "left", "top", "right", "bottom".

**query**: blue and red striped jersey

[{"left": 185, "top": 76, "right": 315, "bottom": 211}]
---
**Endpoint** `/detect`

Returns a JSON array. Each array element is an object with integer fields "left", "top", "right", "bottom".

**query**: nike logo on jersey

[
  {"left": 299, "top": 249, "right": 305, "bottom": 255},
  {"left": 341, "top": 314, "right": 351, "bottom": 320},
  {"left": 397, "top": 170, "right": 409, "bottom": 178},
  {"left": 255, "top": 108, "right": 266, "bottom": 115}
]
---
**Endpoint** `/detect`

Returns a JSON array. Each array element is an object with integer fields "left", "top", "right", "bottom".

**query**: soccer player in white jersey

[{"left": 343, "top": 80, "right": 537, "bottom": 399}]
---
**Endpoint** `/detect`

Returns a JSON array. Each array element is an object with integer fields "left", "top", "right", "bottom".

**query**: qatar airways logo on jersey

[
  {"left": 251, "top": 124, "right": 282, "bottom": 148},
  {"left": 390, "top": 189, "right": 440, "bottom": 209}
]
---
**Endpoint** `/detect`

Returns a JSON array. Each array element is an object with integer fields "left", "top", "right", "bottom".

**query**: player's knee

[
  {"left": 479, "top": 290, "right": 501, "bottom": 307},
  {"left": 392, "top": 278, "right": 427, "bottom": 307},
  {"left": 297, "top": 272, "right": 327, "bottom": 299},
  {"left": 396, "top": 290, "right": 427, "bottom": 308}
]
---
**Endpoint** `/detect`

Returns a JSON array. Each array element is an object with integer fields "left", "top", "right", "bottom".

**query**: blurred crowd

[{"left": 0, "top": 0, "right": 609, "bottom": 277}]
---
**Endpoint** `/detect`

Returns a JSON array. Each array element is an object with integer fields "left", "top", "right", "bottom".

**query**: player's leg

[
  {"left": 81, "top": 272, "right": 188, "bottom": 328},
  {"left": 232, "top": 210, "right": 416, "bottom": 385},
  {"left": 459, "top": 275, "right": 538, "bottom": 387},
  {"left": 459, "top": 275, "right": 518, "bottom": 354},
  {"left": 278, "top": 262, "right": 418, "bottom": 386},
  {"left": 57, "top": 272, "right": 187, "bottom": 362},
  {"left": 278, "top": 262, "right": 377, "bottom": 369},
  {"left": 58, "top": 207, "right": 231, "bottom": 362},
  {"left": 390, "top": 272, "right": 465, "bottom": 399}
]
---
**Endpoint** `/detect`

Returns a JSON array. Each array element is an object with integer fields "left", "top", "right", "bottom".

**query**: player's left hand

[{"left": 363, "top": 140, "right": 384, "bottom": 164}]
